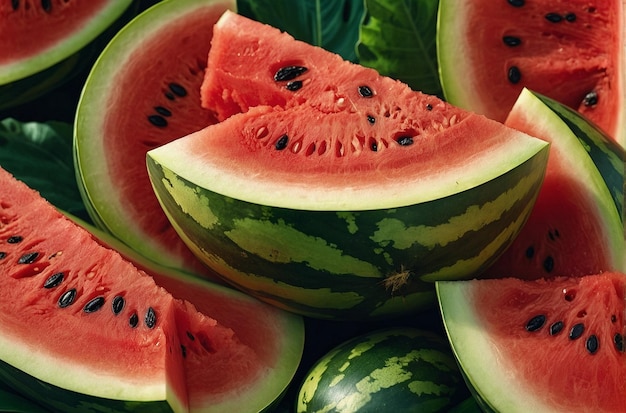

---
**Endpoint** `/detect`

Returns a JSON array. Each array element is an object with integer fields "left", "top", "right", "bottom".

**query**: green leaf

[
  {"left": 0, "top": 118, "right": 89, "bottom": 221},
  {"left": 237, "top": 0, "right": 365, "bottom": 61},
  {"left": 357, "top": 0, "right": 442, "bottom": 96}
]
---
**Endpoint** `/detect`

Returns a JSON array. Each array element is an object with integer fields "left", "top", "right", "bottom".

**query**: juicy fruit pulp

[
  {"left": 437, "top": 0, "right": 626, "bottom": 147},
  {"left": 482, "top": 89, "right": 624, "bottom": 279},
  {"left": 0, "top": 166, "right": 303, "bottom": 413},
  {"left": 74, "top": 0, "right": 236, "bottom": 281},
  {"left": 438, "top": 273, "right": 626, "bottom": 413},
  {"left": 147, "top": 11, "right": 550, "bottom": 319},
  {"left": 0, "top": 0, "right": 133, "bottom": 83}
]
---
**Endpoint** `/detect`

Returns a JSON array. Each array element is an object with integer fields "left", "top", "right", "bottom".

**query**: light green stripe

[{"left": 370, "top": 168, "right": 543, "bottom": 250}]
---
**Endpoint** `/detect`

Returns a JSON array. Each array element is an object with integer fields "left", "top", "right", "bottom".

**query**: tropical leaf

[
  {"left": 357, "top": 0, "right": 442, "bottom": 96},
  {"left": 0, "top": 118, "right": 89, "bottom": 221},
  {"left": 237, "top": 0, "right": 365, "bottom": 61}
]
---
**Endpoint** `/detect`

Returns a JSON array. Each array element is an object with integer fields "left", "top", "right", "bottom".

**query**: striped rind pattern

[
  {"left": 296, "top": 327, "right": 465, "bottom": 413},
  {"left": 533, "top": 92, "right": 625, "bottom": 222},
  {"left": 147, "top": 143, "right": 548, "bottom": 319}
]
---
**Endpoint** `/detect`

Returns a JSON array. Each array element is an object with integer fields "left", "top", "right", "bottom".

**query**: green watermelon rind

[
  {"left": 0, "top": 1, "right": 139, "bottom": 111},
  {"left": 146, "top": 136, "right": 549, "bottom": 319},
  {"left": 65, "top": 214, "right": 306, "bottom": 413},
  {"left": 437, "top": 90, "right": 625, "bottom": 412},
  {"left": 295, "top": 327, "right": 467, "bottom": 412},
  {"left": 0, "top": 207, "right": 304, "bottom": 412},
  {"left": 509, "top": 89, "right": 624, "bottom": 273},
  {"left": 530, "top": 91, "right": 625, "bottom": 224},
  {"left": 73, "top": 0, "right": 237, "bottom": 275},
  {"left": 0, "top": 1, "right": 135, "bottom": 86}
]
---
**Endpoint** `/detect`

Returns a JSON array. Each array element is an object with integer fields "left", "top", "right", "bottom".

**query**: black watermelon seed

[
  {"left": 426, "top": 103, "right": 433, "bottom": 111},
  {"left": 0, "top": 252, "right": 5, "bottom": 260},
  {"left": 274, "top": 66, "right": 308, "bottom": 82},
  {"left": 41, "top": 0, "right": 51, "bottom": 12},
  {"left": 84, "top": 296, "right": 105, "bottom": 313},
  {"left": 164, "top": 91, "right": 175, "bottom": 100},
  {"left": 525, "top": 314, "right": 546, "bottom": 332},
  {"left": 611, "top": 314, "right": 617, "bottom": 323},
  {"left": 285, "top": 80, "right": 303, "bottom": 91},
  {"left": 543, "top": 256, "right": 554, "bottom": 273},
  {"left": 275, "top": 134, "right": 289, "bottom": 150},
  {"left": 614, "top": 333, "right": 624, "bottom": 352},
  {"left": 145, "top": 307, "right": 157, "bottom": 328},
  {"left": 525, "top": 246, "right": 534, "bottom": 259},
  {"left": 168, "top": 83, "right": 187, "bottom": 97},
  {"left": 549, "top": 321, "right": 564, "bottom": 335},
  {"left": 18, "top": 252, "right": 38, "bottom": 264},
  {"left": 43, "top": 272, "right": 64, "bottom": 289},
  {"left": 586, "top": 335, "right": 599, "bottom": 354},
  {"left": 507, "top": 66, "right": 522, "bottom": 84},
  {"left": 503, "top": 36, "right": 522, "bottom": 46},
  {"left": 11, "top": 0, "right": 19, "bottom": 11},
  {"left": 154, "top": 106, "right": 172, "bottom": 117},
  {"left": 58, "top": 288, "right": 77, "bottom": 308},
  {"left": 507, "top": 0, "right": 525, "bottom": 7},
  {"left": 358, "top": 85, "right": 374, "bottom": 98},
  {"left": 569, "top": 323, "right": 585, "bottom": 340},
  {"left": 396, "top": 136, "right": 414, "bottom": 146},
  {"left": 367, "top": 115, "right": 376, "bottom": 124},
  {"left": 148, "top": 115, "right": 168, "bottom": 128},
  {"left": 7, "top": 235, "right": 23, "bottom": 244},
  {"left": 583, "top": 91, "right": 598, "bottom": 106},
  {"left": 112, "top": 295, "right": 125, "bottom": 315},
  {"left": 187, "top": 331, "right": 195, "bottom": 341},
  {"left": 181, "top": 345, "right": 187, "bottom": 358},
  {"left": 545, "top": 13, "right": 563, "bottom": 23},
  {"left": 565, "top": 13, "right": 577, "bottom": 22},
  {"left": 129, "top": 312, "right": 139, "bottom": 328}
]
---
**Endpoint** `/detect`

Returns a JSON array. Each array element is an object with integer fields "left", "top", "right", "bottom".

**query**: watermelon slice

[
  {"left": 437, "top": 272, "right": 626, "bottom": 412},
  {"left": 146, "top": 11, "right": 550, "bottom": 320},
  {"left": 0, "top": 166, "right": 304, "bottom": 412},
  {"left": 0, "top": 0, "right": 135, "bottom": 110},
  {"left": 437, "top": 0, "right": 626, "bottom": 147},
  {"left": 482, "top": 89, "right": 624, "bottom": 279},
  {"left": 74, "top": 0, "right": 236, "bottom": 281}
]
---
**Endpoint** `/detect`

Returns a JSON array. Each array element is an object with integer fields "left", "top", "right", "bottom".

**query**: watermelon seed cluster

[
  {"left": 11, "top": 0, "right": 52, "bottom": 13},
  {"left": 503, "top": 1, "right": 599, "bottom": 110},
  {"left": 0, "top": 233, "right": 158, "bottom": 329},
  {"left": 523, "top": 286, "right": 625, "bottom": 355},
  {"left": 147, "top": 82, "right": 189, "bottom": 128}
]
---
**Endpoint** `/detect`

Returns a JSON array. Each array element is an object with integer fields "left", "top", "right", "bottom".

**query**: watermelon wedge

[
  {"left": 482, "top": 89, "right": 624, "bottom": 279},
  {"left": 146, "top": 11, "right": 550, "bottom": 320},
  {"left": 438, "top": 272, "right": 626, "bottom": 412},
  {"left": 74, "top": 0, "right": 236, "bottom": 281},
  {"left": 0, "top": 166, "right": 304, "bottom": 412},
  {"left": 437, "top": 0, "right": 626, "bottom": 147}
]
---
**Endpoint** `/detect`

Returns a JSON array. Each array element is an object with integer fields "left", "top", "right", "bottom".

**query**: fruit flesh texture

[
  {"left": 473, "top": 273, "right": 626, "bottom": 413},
  {"left": 482, "top": 89, "right": 623, "bottom": 279},
  {"left": 0, "top": 166, "right": 293, "bottom": 411},
  {"left": 0, "top": 1, "right": 110, "bottom": 63},
  {"left": 75, "top": 0, "right": 235, "bottom": 280},
  {"left": 438, "top": 0, "right": 624, "bottom": 145}
]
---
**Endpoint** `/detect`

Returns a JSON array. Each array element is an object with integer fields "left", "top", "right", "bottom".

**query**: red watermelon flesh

[
  {"left": 0, "top": 166, "right": 303, "bottom": 412},
  {"left": 200, "top": 11, "right": 455, "bottom": 123},
  {"left": 439, "top": 272, "right": 626, "bottom": 412},
  {"left": 75, "top": 0, "right": 236, "bottom": 281},
  {"left": 482, "top": 89, "right": 624, "bottom": 279},
  {"left": 1, "top": 0, "right": 113, "bottom": 63},
  {"left": 437, "top": 0, "right": 625, "bottom": 147}
]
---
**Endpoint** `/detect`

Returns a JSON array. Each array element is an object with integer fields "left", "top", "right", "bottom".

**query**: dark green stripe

[{"left": 535, "top": 91, "right": 624, "bottom": 222}]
